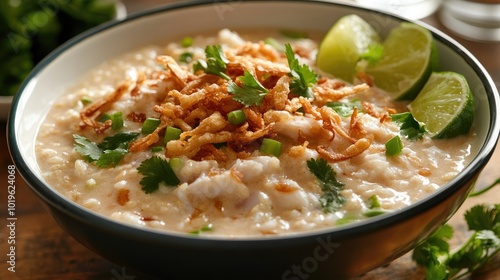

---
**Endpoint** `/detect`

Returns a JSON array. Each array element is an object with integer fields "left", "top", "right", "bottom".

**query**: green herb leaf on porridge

[
  {"left": 391, "top": 112, "right": 426, "bottom": 141},
  {"left": 73, "top": 134, "right": 102, "bottom": 162},
  {"left": 194, "top": 45, "right": 230, "bottom": 80},
  {"left": 413, "top": 204, "right": 500, "bottom": 280},
  {"left": 326, "top": 99, "right": 363, "bottom": 117},
  {"left": 228, "top": 70, "right": 269, "bottom": 106},
  {"left": 138, "top": 156, "right": 180, "bottom": 194},
  {"left": 73, "top": 132, "right": 139, "bottom": 167},
  {"left": 307, "top": 158, "right": 345, "bottom": 213},
  {"left": 285, "top": 43, "right": 318, "bottom": 98}
]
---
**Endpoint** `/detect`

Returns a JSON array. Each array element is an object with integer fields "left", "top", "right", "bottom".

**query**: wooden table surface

[{"left": 1, "top": 1, "right": 499, "bottom": 279}]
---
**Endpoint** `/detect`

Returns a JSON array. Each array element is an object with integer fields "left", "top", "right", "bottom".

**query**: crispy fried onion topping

[{"left": 78, "top": 36, "right": 393, "bottom": 162}]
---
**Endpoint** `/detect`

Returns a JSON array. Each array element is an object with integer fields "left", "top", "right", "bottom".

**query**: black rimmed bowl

[{"left": 7, "top": 1, "right": 500, "bottom": 279}]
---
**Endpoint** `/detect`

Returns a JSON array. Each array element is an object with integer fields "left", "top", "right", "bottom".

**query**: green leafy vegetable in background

[
  {"left": 413, "top": 203, "right": 500, "bottom": 280},
  {"left": 0, "top": 0, "right": 117, "bottom": 96}
]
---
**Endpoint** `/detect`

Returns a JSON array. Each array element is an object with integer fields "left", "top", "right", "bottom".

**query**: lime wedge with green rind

[
  {"left": 366, "top": 22, "right": 439, "bottom": 100},
  {"left": 408, "top": 72, "right": 474, "bottom": 139},
  {"left": 316, "top": 14, "right": 380, "bottom": 83}
]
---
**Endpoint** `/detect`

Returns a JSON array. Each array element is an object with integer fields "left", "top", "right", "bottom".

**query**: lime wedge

[
  {"left": 408, "top": 72, "right": 474, "bottom": 139},
  {"left": 316, "top": 14, "right": 380, "bottom": 83},
  {"left": 366, "top": 22, "right": 439, "bottom": 100}
]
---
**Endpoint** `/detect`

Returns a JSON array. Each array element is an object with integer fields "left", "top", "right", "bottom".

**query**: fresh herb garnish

[
  {"left": 385, "top": 135, "right": 403, "bottom": 156},
  {"left": 193, "top": 45, "right": 230, "bottom": 80},
  {"left": 179, "top": 52, "right": 193, "bottom": 63},
  {"left": 326, "top": 99, "right": 363, "bottom": 117},
  {"left": 73, "top": 132, "right": 139, "bottom": 168},
  {"left": 190, "top": 224, "right": 214, "bottom": 235},
  {"left": 412, "top": 204, "right": 500, "bottom": 280},
  {"left": 359, "top": 43, "right": 384, "bottom": 66},
  {"left": 391, "top": 112, "right": 426, "bottom": 140},
  {"left": 228, "top": 70, "right": 269, "bottom": 106},
  {"left": 264, "top": 37, "right": 285, "bottom": 52},
  {"left": 285, "top": 43, "right": 318, "bottom": 98},
  {"left": 137, "top": 156, "right": 180, "bottom": 194},
  {"left": 307, "top": 158, "right": 345, "bottom": 213}
]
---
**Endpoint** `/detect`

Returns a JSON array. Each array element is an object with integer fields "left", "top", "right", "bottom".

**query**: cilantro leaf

[
  {"left": 73, "top": 132, "right": 139, "bottom": 168},
  {"left": 96, "top": 148, "right": 128, "bottom": 168},
  {"left": 326, "top": 99, "right": 363, "bottom": 117},
  {"left": 193, "top": 45, "right": 230, "bottom": 80},
  {"left": 412, "top": 202, "right": 500, "bottom": 280},
  {"left": 285, "top": 43, "right": 318, "bottom": 98},
  {"left": 391, "top": 112, "right": 426, "bottom": 140},
  {"left": 359, "top": 43, "right": 384, "bottom": 66},
  {"left": 98, "top": 132, "right": 140, "bottom": 150},
  {"left": 465, "top": 204, "right": 500, "bottom": 234},
  {"left": 412, "top": 224, "right": 453, "bottom": 279},
  {"left": 228, "top": 70, "right": 268, "bottom": 106},
  {"left": 307, "top": 158, "right": 345, "bottom": 213},
  {"left": 73, "top": 134, "right": 102, "bottom": 162},
  {"left": 137, "top": 156, "right": 180, "bottom": 194}
]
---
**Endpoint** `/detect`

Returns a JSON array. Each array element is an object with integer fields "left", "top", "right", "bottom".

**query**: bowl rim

[{"left": 7, "top": 0, "right": 500, "bottom": 243}]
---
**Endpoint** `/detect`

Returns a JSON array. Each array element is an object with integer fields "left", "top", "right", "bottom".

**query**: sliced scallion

[
  {"left": 151, "top": 146, "right": 164, "bottom": 153},
  {"left": 227, "top": 109, "right": 247, "bottom": 125},
  {"left": 81, "top": 97, "right": 93, "bottom": 105},
  {"left": 385, "top": 135, "right": 403, "bottom": 156},
  {"left": 181, "top": 36, "right": 193, "bottom": 47},
  {"left": 260, "top": 138, "right": 282, "bottom": 157},
  {"left": 164, "top": 126, "right": 182, "bottom": 144},
  {"left": 141, "top": 118, "right": 160, "bottom": 135},
  {"left": 110, "top": 112, "right": 123, "bottom": 131}
]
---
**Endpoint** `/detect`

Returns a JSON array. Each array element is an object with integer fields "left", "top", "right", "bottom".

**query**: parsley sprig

[
  {"left": 73, "top": 132, "right": 139, "bottom": 168},
  {"left": 285, "top": 43, "right": 318, "bottom": 98},
  {"left": 307, "top": 158, "right": 345, "bottom": 213},
  {"left": 193, "top": 45, "right": 230, "bottom": 80},
  {"left": 413, "top": 203, "right": 500, "bottom": 280},
  {"left": 359, "top": 43, "right": 384, "bottom": 66},
  {"left": 326, "top": 99, "right": 363, "bottom": 117},
  {"left": 391, "top": 112, "right": 426, "bottom": 140},
  {"left": 137, "top": 156, "right": 180, "bottom": 194},
  {"left": 228, "top": 70, "right": 269, "bottom": 106}
]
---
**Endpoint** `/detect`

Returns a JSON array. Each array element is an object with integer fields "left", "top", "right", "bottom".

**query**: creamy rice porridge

[{"left": 35, "top": 29, "right": 474, "bottom": 236}]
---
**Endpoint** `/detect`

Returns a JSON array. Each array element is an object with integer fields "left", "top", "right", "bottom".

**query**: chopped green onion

[
  {"left": 366, "top": 195, "right": 381, "bottom": 209},
  {"left": 179, "top": 52, "right": 193, "bottom": 63},
  {"left": 151, "top": 146, "right": 164, "bottom": 153},
  {"left": 363, "top": 209, "right": 389, "bottom": 217},
  {"left": 227, "top": 109, "right": 247, "bottom": 125},
  {"left": 264, "top": 37, "right": 285, "bottom": 52},
  {"left": 169, "top": 157, "right": 183, "bottom": 171},
  {"left": 385, "top": 135, "right": 403, "bottom": 156},
  {"left": 190, "top": 224, "right": 213, "bottom": 235},
  {"left": 164, "top": 126, "right": 182, "bottom": 144},
  {"left": 110, "top": 112, "right": 123, "bottom": 131},
  {"left": 81, "top": 97, "right": 93, "bottom": 105},
  {"left": 181, "top": 36, "right": 194, "bottom": 47},
  {"left": 99, "top": 114, "right": 111, "bottom": 123},
  {"left": 141, "top": 118, "right": 161, "bottom": 134},
  {"left": 260, "top": 138, "right": 282, "bottom": 157}
]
